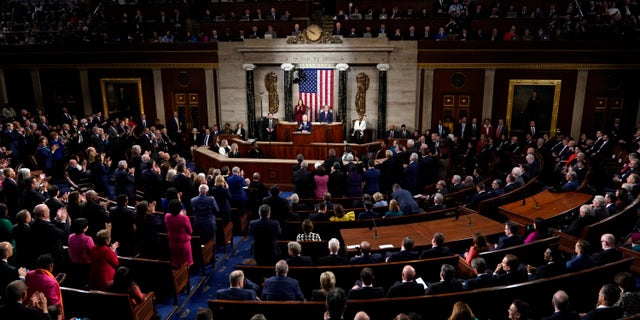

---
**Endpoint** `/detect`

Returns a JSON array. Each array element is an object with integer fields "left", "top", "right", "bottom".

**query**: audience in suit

[
  {"left": 565, "top": 239, "right": 596, "bottom": 272},
  {"left": 348, "top": 267, "right": 385, "bottom": 300},
  {"left": 249, "top": 204, "right": 282, "bottom": 266},
  {"left": 592, "top": 233, "right": 622, "bottom": 266},
  {"left": 386, "top": 237, "right": 419, "bottom": 262},
  {"left": 285, "top": 241, "right": 313, "bottom": 266},
  {"left": 318, "top": 238, "right": 348, "bottom": 266},
  {"left": 350, "top": 241, "right": 383, "bottom": 265},
  {"left": 542, "top": 290, "right": 580, "bottom": 320},
  {"left": 0, "top": 242, "right": 27, "bottom": 298},
  {"left": 420, "top": 232, "right": 452, "bottom": 259},
  {"left": 386, "top": 265, "right": 425, "bottom": 298},
  {"left": 216, "top": 270, "right": 258, "bottom": 301},
  {"left": 425, "top": 264, "right": 463, "bottom": 295},
  {"left": 527, "top": 247, "right": 566, "bottom": 280},
  {"left": 463, "top": 258, "right": 497, "bottom": 290},
  {"left": 565, "top": 205, "right": 596, "bottom": 237},
  {"left": 583, "top": 284, "right": 623, "bottom": 320},
  {"left": 493, "top": 254, "right": 528, "bottom": 286},
  {"left": 261, "top": 260, "right": 305, "bottom": 301},
  {"left": 494, "top": 222, "right": 524, "bottom": 250},
  {"left": 0, "top": 280, "right": 50, "bottom": 320},
  {"left": 391, "top": 184, "right": 421, "bottom": 215}
]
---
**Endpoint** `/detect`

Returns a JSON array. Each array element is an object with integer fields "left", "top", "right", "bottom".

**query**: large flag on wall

[{"left": 298, "top": 69, "right": 334, "bottom": 122}]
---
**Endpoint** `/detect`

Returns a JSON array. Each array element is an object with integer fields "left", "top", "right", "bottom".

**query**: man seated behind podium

[
  {"left": 319, "top": 105, "right": 333, "bottom": 124},
  {"left": 297, "top": 114, "right": 312, "bottom": 133}
]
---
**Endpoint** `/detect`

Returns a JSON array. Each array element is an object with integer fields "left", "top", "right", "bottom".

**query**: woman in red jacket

[{"left": 89, "top": 229, "right": 119, "bottom": 291}]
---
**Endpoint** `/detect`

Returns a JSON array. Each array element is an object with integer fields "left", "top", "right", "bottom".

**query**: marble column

[
  {"left": 243, "top": 64, "right": 257, "bottom": 139},
  {"left": 0, "top": 68, "right": 7, "bottom": 104},
  {"left": 79, "top": 69, "right": 93, "bottom": 117},
  {"left": 281, "top": 63, "right": 294, "bottom": 122},
  {"left": 31, "top": 69, "right": 44, "bottom": 110},
  {"left": 377, "top": 64, "right": 390, "bottom": 140},
  {"left": 152, "top": 69, "right": 166, "bottom": 124},
  {"left": 571, "top": 70, "right": 589, "bottom": 138},
  {"left": 482, "top": 69, "right": 496, "bottom": 120},
  {"left": 204, "top": 69, "right": 216, "bottom": 127},
  {"left": 423, "top": 69, "right": 435, "bottom": 128},
  {"left": 336, "top": 64, "right": 349, "bottom": 125}
]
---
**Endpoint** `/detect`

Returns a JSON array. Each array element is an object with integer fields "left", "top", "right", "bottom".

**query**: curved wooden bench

[
  {"left": 62, "top": 287, "right": 157, "bottom": 320},
  {"left": 210, "top": 258, "right": 632, "bottom": 320},
  {"left": 556, "top": 196, "right": 640, "bottom": 253},
  {"left": 118, "top": 256, "right": 189, "bottom": 305},
  {"left": 284, "top": 206, "right": 459, "bottom": 240},
  {"left": 236, "top": 255, "right": 462, "bottom": 299},
  {"left": 474, "top": 236, "right": 560, "bottom": 269}
]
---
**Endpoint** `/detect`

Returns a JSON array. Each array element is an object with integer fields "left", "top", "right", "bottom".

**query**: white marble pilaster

[
  {"left": 571, "top": 69, "right": 589, "bottom": 138},
  {"left": 376, "top": 64, "right": 390, "bottom": 72},
  {"left": 31, "top": 69, "right": 43, "bottom": 110},
  {"left": 336, "top": 63, "right": 349, "bottom": 71},
  {"left": 205, "top": 69, "right": 216, "bottom": 126},
  {"left": 482, "top": 69, "right": 496, "bottom": 120},
  {"left": 423, "top": 68, "right": 435, "bottom": 128},
  {"left": 0, "top": 68, "right": 7, "bottom": 104},
  {"left": 152, "top": 69, "right": 166, "bottom": 124},
  {"left": 79, "top": 69, "right": 92, "bottom": 116}
]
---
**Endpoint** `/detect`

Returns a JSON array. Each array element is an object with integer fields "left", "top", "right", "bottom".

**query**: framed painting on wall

[
  {"left": 506, "top": 79, "right": 561, "bottom": 137},
  {"left": 100, "top": 78, "right": 144, "bottom": 118}
]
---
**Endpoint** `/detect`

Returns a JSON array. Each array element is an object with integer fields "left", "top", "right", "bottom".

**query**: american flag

[{"left": 298, "top": 69, "right": 334, "bottom": 122}]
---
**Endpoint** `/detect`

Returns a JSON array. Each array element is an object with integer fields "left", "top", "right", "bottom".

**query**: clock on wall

[{"left": 305, "top": 24, "right": 323, "bottom": 42}]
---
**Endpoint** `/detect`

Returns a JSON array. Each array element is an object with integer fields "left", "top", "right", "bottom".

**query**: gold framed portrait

[
  {"left": 506, "top": 79, "right": 561, "bottom": 136},
  {"left": 100, "top": 78, "right": 144, "bottom": 117}
]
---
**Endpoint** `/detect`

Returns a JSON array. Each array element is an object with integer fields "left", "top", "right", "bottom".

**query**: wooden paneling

[
  {"left": 39, "top": 69, "right": 83, "bottom": 117},
  {"left": 4, "top": 69, "right": 34, "bottom": 108},
  {"left": 582, "top": 70, "right": 640, "bottom": 135},
  {"left": 431, "top": 69, "right": 485, "bottom": 129},
  {"left": 161, "top": 69, "right": 208, "bottom": 129}
]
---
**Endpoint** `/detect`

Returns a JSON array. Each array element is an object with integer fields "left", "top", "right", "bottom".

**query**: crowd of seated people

[
  {"left": 0, "top": 97, "right": 639, "bottom": 316},
  {"left": 0, "top": 0, "right": 638, "bottom": 45}
]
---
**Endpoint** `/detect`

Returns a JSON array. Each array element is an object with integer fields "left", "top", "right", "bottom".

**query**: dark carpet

[{"left": 160, "top": 235, "right": 254, "bottom": 320}]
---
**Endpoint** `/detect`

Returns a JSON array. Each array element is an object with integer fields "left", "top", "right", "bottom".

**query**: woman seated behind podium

[
  {"left": 330, "top": 204, "right": 355, "bottom": 222},
  {"left": 228, "top": 143, "right": 241, "bottom": 158},
  {"left": 384, "top": 199, "right": 403, "bottom": 218},
  {"left": 465, "top": 233, "right": 491, "bottom": 264},
  {"left": 109, "top": 266, "right": 145, "bottom": 305}
]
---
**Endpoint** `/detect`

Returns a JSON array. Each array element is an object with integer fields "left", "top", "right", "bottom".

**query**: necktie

[
  {"left": 175, "top": 118, "right": 180, "bottom": 130},
  {"left": 204, "top": 135, "right": 209, "bottom": 146},
  {"left": 496, "top": 125, "right": 501, "bottom": 138},
  {"left": 531, "top": 127, "right": 535, "bottom": 136}
]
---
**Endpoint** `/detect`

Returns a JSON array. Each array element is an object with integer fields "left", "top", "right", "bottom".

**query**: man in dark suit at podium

[
  {"left": 318, "top": 105, "right": 333, "bottom": 124},
  {"left": 264, "top": 113, "right": 277, "bottom": 140},
  {"left": 297, "top": 114, "right": 312, "bottom": 133}
]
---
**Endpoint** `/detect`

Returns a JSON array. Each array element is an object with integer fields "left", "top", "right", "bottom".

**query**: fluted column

[
  {"left": 243, "top": 64, "right": 257, "bottom": 139},
  {"left": 31, "top": 69, "right": 44, "bottom": 110},
  {"left": 336, "top": 63, "right": 349, "bottom": 138},
  {"left": 281, "top": 63, "right": 295, "bottom": 122},
  {"left": 571, "top": 70, "right": 589, "bottom": 138},
  {"left": 0, "top": 68, "right": 7, "bottom": 104},
  {"left": 377, "top": 64, "right": 390, "bottom": 140}
]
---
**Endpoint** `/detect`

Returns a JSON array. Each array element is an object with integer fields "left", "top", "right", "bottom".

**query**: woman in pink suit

[
  {"left": 164, "top": 199, "right": 193, "bottom": 268},
  {"left": 314, "top": 165, "right": 329, "bottom": 199},
  {"left": 25, "top": 253, "right": 63, "bottom": 310},
  {"left": 89, "top": 229, "right": 119, "bottom": 291}
]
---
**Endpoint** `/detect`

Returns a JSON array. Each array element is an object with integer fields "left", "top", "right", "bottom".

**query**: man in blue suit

[
  {"left": 391, "top": 184, "right": 421, "bottom": 214},
  {"left": 297, "top": 114, "right": 313, "bottom": 132},
  {"left": 250, "top": 204, "right": 281, "bottom": 266},
  {"left": 261, "top": 260, "right": 305, "bottom": 301},
  {"left": 285, "top": 241, "right": 313, "bottom": 266},
  {"left": 583, "top": 284, "right": 622, "bottom": 320},
  {"left": 402, "top": 153, "right": 419, "bottom": 194},
  {"left": 216, "top": 270, "right": 257, "bottom": 300},
  {"left": 318, "top": 105, "right": 333, "bottom": 124}
]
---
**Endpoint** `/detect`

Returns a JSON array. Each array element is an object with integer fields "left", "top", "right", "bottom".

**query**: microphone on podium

[{"left": 369, "top": 217, "right": 378, "bottom": 239}]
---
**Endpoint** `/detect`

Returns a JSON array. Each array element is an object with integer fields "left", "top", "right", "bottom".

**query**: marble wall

[{"left": 216, "top": 38, "right": 418, "bottom": 137}]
